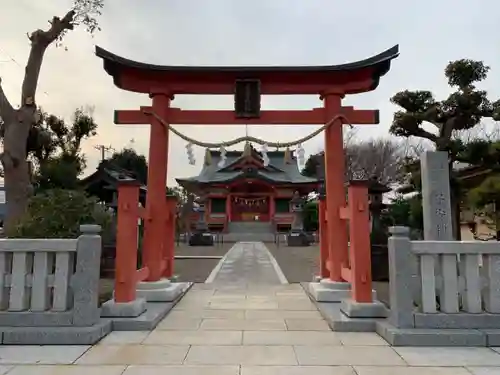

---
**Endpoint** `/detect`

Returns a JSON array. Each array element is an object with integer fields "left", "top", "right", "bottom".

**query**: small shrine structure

[{"left": 176, "top": 143, "right": 317, "bottom": 234}]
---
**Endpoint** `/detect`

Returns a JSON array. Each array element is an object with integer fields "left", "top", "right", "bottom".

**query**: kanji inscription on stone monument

[{"left": 421, "top": 151, "right": 453, "bottom": 241}]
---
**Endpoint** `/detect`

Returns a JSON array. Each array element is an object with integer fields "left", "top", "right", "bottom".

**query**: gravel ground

[
  {"left": 173, "top": 258, "right": 221, "bottom": 282},
  {"left": 173, "top": 243, "right": 234, "bottom": 282},
  {"left": 266, "top": 243, "right": 390, "bottom": 306},
  {"left": 266, "top": 243, "right": 320, "bottom": 283}
]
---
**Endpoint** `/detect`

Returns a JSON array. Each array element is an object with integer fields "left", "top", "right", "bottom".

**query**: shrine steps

[
  {"left": 224, "top": 222, "right": 275, "bottom": 243},
  {"left": 227, "top": 221, "right": 273, "bottom": 233},
  {"left": 223, "top": 232, "right": 276, "bottom": 243}
]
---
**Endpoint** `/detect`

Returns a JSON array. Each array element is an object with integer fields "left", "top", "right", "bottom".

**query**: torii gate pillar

[
  {"left": 323, "top": 93, "right": 349, "bottom": 283},
  {"left": 142, "top": 93, "right": 171, "bottom": 282}
]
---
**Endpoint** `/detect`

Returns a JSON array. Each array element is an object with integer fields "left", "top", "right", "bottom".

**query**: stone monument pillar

[
  {"left": 287, "top": 191, "right": 310, "bottom": 246},
  {"left": 420, "top": 151, "right": 453, "bottom": 241},
  {"left": 189, "top": 197, "right": 214, "bottom": 246},
  {"left": 419, "top": 151, "right": 453, "bottom": 305}
]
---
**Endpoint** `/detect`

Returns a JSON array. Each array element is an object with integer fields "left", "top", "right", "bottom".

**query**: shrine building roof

[
  {"left": 176, "top": 148, "right": 318, "bottom": 191},
  {"left": 80, "top": 161, "right": 148, "bottom": 204}
]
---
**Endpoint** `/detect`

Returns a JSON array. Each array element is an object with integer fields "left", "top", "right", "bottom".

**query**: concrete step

[
  {"left": 222, "top": 232, "right": 276, "bottom": 243},
  {"left": 228, "top": 222, "right": 273, "bottom": 233}
]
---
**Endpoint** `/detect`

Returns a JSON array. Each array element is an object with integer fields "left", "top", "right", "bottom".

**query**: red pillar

[
  {"left": 143, "top": 93, "right": 171, "bottom": 282},
  {"left": 318, "top": 197, "right": 329, "bottom": 278},
  {"left": 323, "top": 93, "right": 349, "bottom": 282},
  {"left": 347, "top": 182, "right": 373, "bottom": 302},
  {"left": 164, "top": 195, "right": 177, "bottom": 278},
  {"left": 115, "top": 181, "right": 140, "bottom": 303}
]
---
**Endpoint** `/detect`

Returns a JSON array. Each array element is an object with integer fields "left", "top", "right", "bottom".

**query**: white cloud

[{"left": 0, "top": 0, "right": 498, "bottom": 185}]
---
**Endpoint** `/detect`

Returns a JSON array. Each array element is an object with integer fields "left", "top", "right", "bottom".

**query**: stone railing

[
  {"left": 388, "top": 226, "right": 500, "bottom": 329},
  {"left": 0, "top": 225, "right": 109, "bottom": 344}
]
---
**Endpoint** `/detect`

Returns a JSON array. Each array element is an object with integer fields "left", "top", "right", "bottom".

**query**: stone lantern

[
  {"left": 316, "top": 153, "right": 326, "bottom": 201},
  {"left": 368, "top": 176, "right": 390, "bottom": 233},
  {"left": 287, "top": 191, "right": 310, "bottom": 246},
  {"left": 367, "top": 176, "right": 391, "bottom": 281},
  {"left": 189, "top": 196, "right": 214, "bottom": 246}
]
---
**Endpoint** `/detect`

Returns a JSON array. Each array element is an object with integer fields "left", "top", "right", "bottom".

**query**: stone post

[
  {"left": 72, "top": 225, "right": 102, "bottom": 326},
  {"left": 387, "top": 226, "right": 415, "bottom": 328}
]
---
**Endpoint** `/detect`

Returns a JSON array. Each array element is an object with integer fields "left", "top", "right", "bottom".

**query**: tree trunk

[
  {"left": 2, "top": 111, "right": 33, "bottom": 231},
  {"left": 0, "top": 10, "right": 76, "bottom": 230}
]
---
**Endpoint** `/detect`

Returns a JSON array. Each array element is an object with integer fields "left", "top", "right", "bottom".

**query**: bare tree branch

[{"left": 21, "top": 10, "right": 75, "bottom": 106}]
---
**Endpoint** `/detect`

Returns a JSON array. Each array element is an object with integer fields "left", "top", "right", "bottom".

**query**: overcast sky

[{"left": 0, "top": 0, "right": 498, "bottom": 185}]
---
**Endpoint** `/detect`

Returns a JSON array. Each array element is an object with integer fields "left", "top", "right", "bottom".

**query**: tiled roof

[{"left": 176, "top": 148, "right": 317, "bottom": 186}]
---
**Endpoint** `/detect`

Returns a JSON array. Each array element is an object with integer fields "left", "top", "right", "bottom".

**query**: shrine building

[{"left": 176, "top": 142, "right": 317, "bottom": 239}]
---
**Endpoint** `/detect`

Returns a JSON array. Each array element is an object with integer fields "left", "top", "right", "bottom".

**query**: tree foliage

[
  {"left": 303, "top": 201, "right": 319, "bottom": 232},
  {"left": 107, "top": 148, "right": 148, "bottom": 184},
  {"left": 0, "top": 0, "right": 104, "bottom": 229},
  {"left": 8, "top": 189, "right": 112, "bottom": 240},
  {"left": 26, "top": 108, "right": 97, "bottom": 191},
  {"left": 390, "top": 59, "right": 500, "bottom": 153}
]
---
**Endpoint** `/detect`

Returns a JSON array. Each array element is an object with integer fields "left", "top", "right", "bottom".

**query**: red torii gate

[{"left": 96, "top": 45, "right": 399, "bottom": 303}]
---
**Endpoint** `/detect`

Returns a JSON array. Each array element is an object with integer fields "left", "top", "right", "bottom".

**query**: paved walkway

[
  {"left": 206, "top": 242, "right": 287, "bottom": 285},
  {"left": 0, "top": 242, "right": 498, "bottom": 374}
]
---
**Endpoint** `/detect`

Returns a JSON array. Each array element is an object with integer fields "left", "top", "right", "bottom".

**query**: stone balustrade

[
  {"left": 379, "top": 226, "right": 500, "bottom": 346},
  {"left": 0, "top": 225, "right": 111, "bottom": 344}
]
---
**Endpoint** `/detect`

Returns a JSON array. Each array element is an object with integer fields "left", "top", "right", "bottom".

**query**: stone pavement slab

[
  {"left": 242, "top": 331, "right": 341, "bottom": 345},
  {"left": 185, "top": 345, "right": 298, "bottom": 365},
  {"left": 122, "top": 365, "right": 239, "bottom": 375},
  {"left": 200, "top": 318, "right": 286, "bottom": 330},
  {"left": 144, "top": 330, "right": 243, "bottom": 345},
  {"left": 5, "top": 365, "right": 126, "bottom": 375},
  {"left": 467, "top": 368, "right": 500, "bottom": 375},
  {"left": 352, "top": 366, "right": 472, "bottom": 375},
  {"left": 240, "top": 366, "right": 356, "bottom": 375},
  {"left": 394, "top": 347, "right": 500, "bottom": 367},
  {"left": 75, "top": 345, "right": 190, "bottom": 365},
  {"left": 294, "top": 345, "right": 406, "bottom": 366},
  {"left": 285, "top": 318, "right": 330, "bottom": 331},
  {"left": 245, "top": 310, "right": 323, "bottom": 320},
  {"left": 335, "top": 332, "right": 389, "bottom": 346},
  {"left": 0, "top": 346, "right": 90, "bottom": 365}
]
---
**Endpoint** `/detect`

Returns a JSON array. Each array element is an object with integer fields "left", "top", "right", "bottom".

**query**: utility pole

[{"left": 94, "top": 145, "right": 114, "bottom": 161}]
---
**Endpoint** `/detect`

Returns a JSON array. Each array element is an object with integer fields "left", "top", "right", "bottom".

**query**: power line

[
  {"left": 0, "top": 48, "right": 50, "bottom": 97},
  {"left": 94, "top": 144, "right": 115, "bottom": 161}
]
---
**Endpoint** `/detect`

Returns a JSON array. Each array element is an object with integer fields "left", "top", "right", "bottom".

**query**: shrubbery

[{"left": 7, "top": 189, "right": 113, "bottom": 240}]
